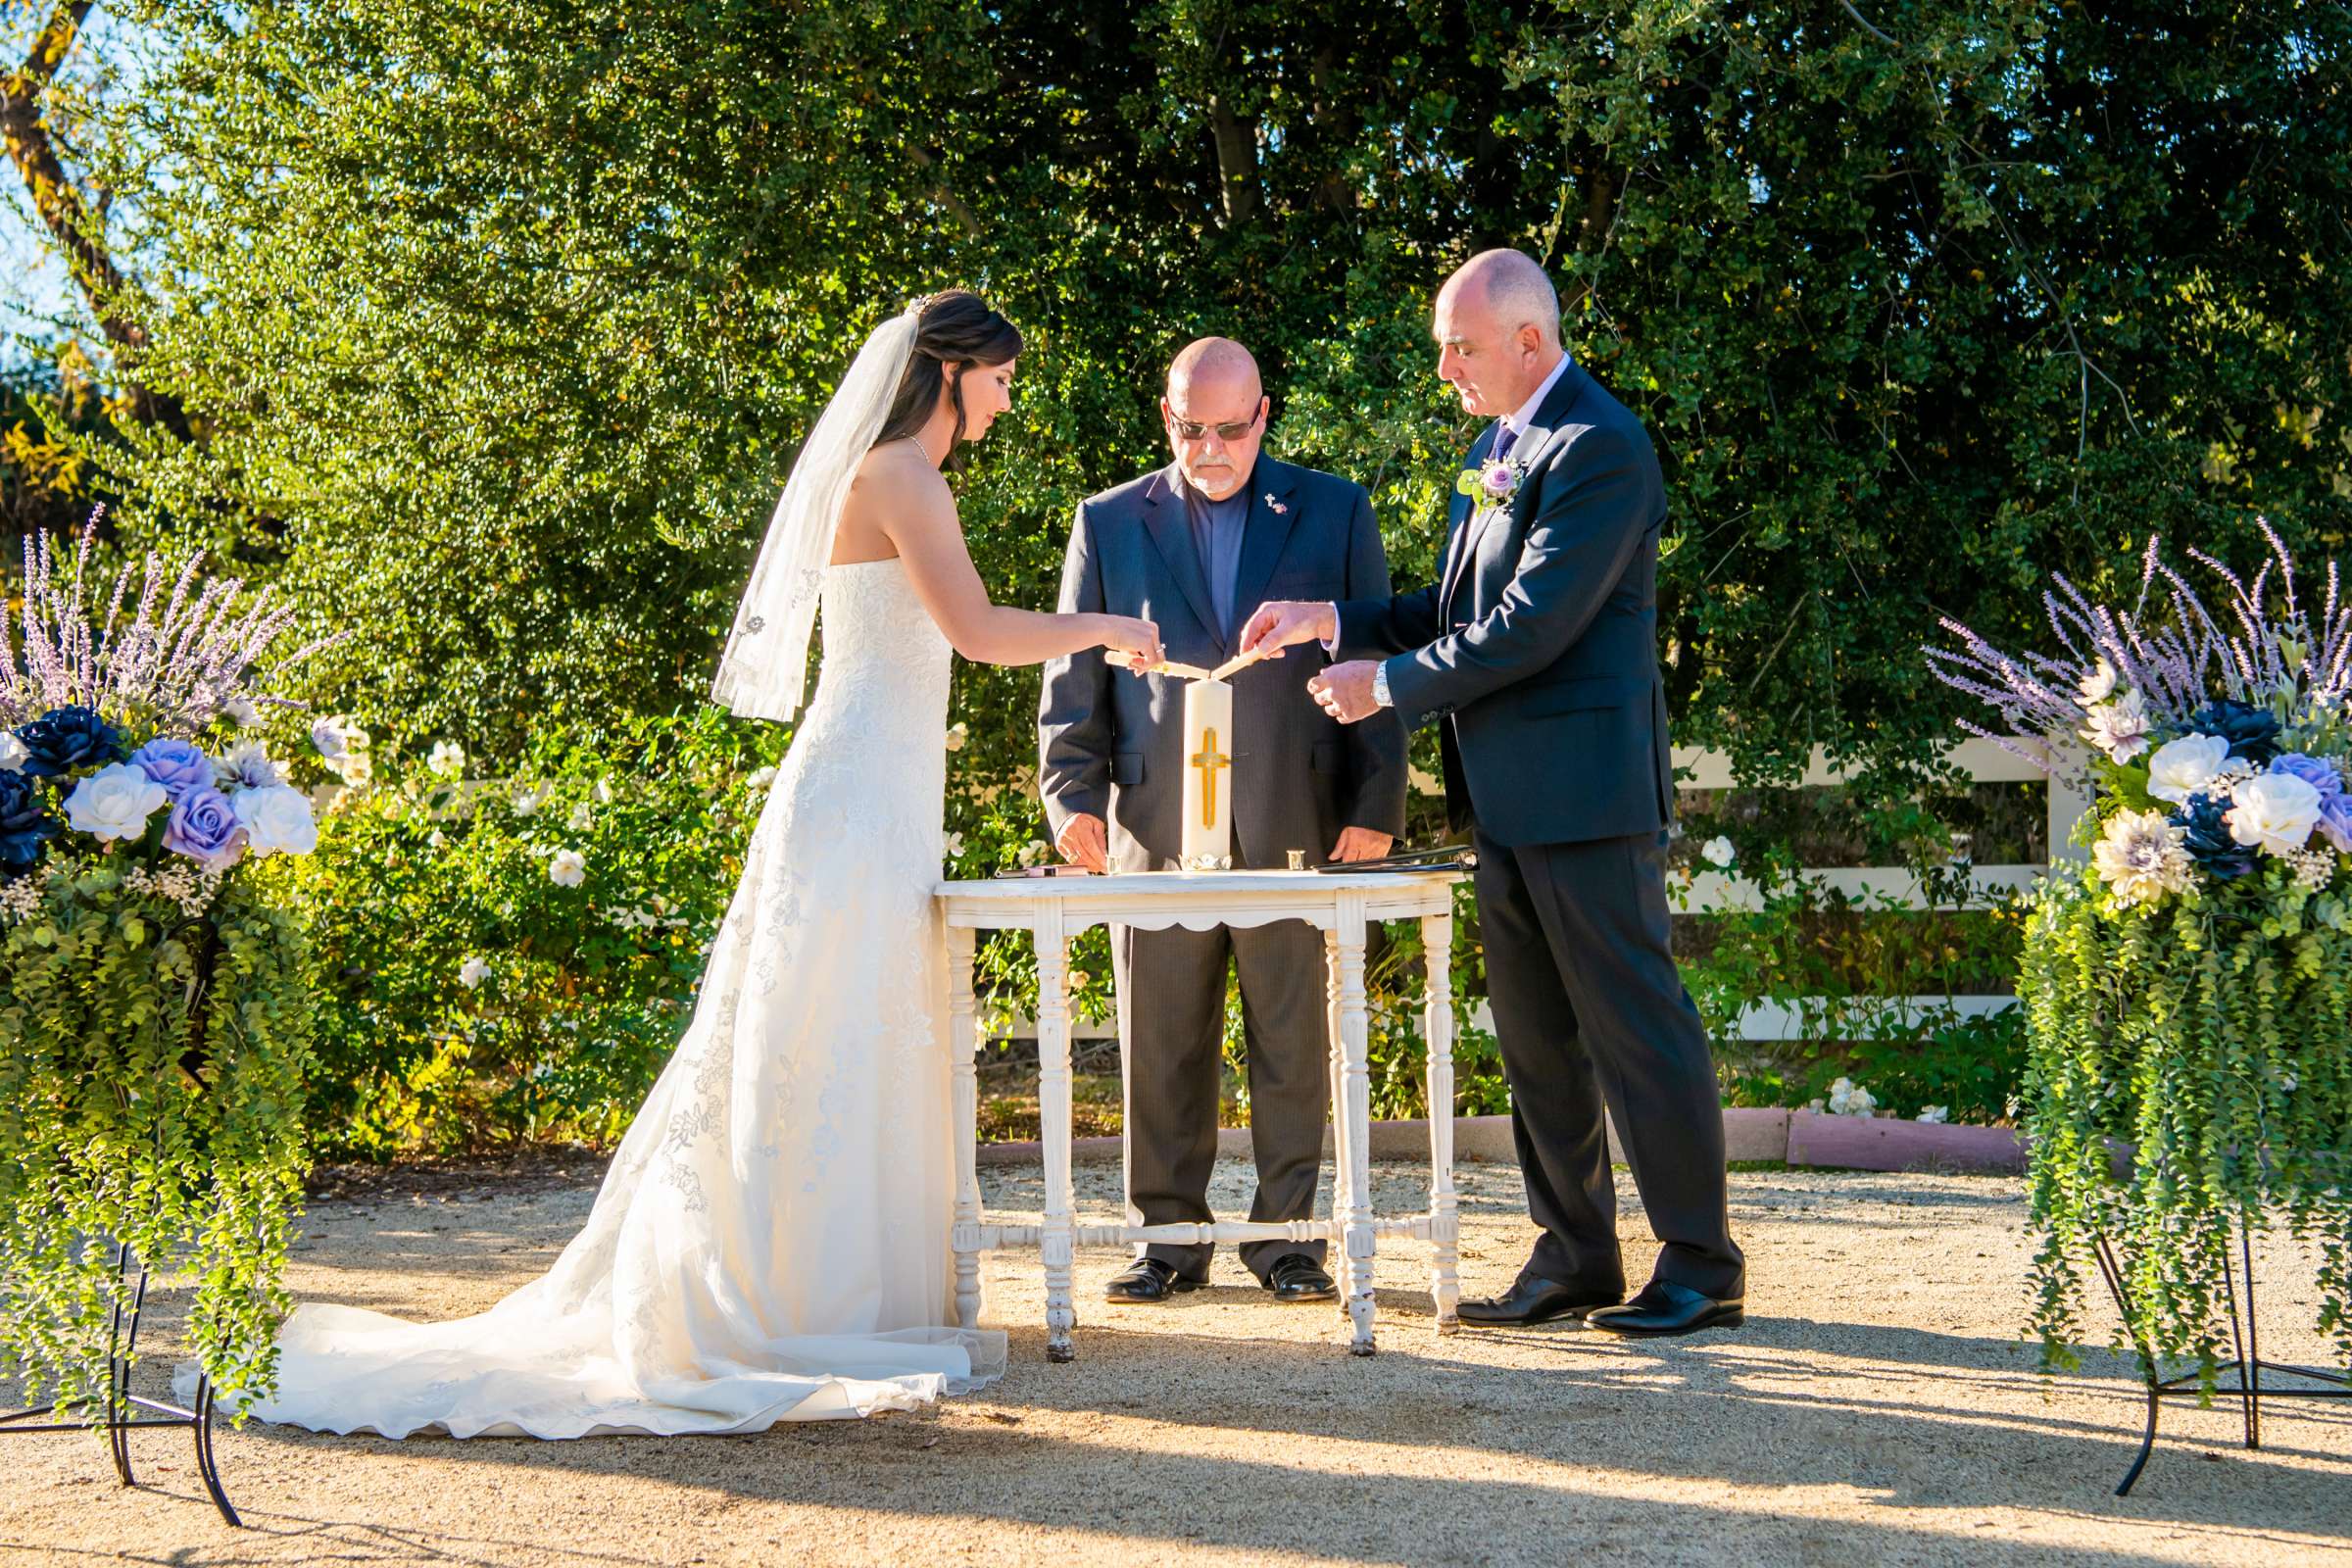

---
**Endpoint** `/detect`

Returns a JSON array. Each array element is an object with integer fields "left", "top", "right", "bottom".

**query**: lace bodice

[{"left": 800, "top": 558, "right": 953, "bottom": 758}]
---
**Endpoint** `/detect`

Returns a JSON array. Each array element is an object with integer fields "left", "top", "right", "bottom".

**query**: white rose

[
  {"left": 337, "top": 750, "right": 373, "bottom": 789},
  {"left": 512, "top": 788, "right": 543, "bottom": 817},
  {"left": 1700, "top": 835, "right": 1737, "bottom": 868},
  {"left": 427, "top": 740, "right": 466, "bottom": 778},
  {"left": 459, "top": 956, "right": 490, "bottom": 989},
  {"left": 2145, "top": 733, "right": 2230, "bottom": 804},
  {"left": 567, "top": 801, "right": 594, "bottom": 832},
  {"left": 231, "top": 784, "right": 319, "bottom": 856},
  {"left": 593, "top": 776, "right": 614, "bottom": 805},
  {"left": 63, "top": 763, "right": 170, "bottom": 842},
  {"left": 310, "top": 717, "right": 350, "bottom": 761},
  {"left": 944, "top": 722, "right": 967, "bottom": 753},
  {"left": 549, "top": 848, "right": 587, "bottom": 887},
  {"left": 0, "top": 732, "right": 26, "bottom": 771},
  {"left": 746, "top": 766, "right": 777, "bottom": 792},
  {"left": 2226, "top": 771, "right": 2324, "bottom": 857},
  {"left": 2077, "top": 657, "right": 2118, "bottom": 709}
]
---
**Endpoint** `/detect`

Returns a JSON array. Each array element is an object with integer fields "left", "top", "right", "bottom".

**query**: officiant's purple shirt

[{"left": 1182, "top": 469, "right": 1253, "bottom": 634}]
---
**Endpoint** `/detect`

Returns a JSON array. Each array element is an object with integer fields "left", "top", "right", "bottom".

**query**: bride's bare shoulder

[{"left": 849, "top": 440, "right": 951, "bottom": 510}]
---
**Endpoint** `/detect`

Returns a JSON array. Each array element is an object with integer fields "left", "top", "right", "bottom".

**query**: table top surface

[{"left": 935, "top": 867, "right": 1463, "bottom": 900}]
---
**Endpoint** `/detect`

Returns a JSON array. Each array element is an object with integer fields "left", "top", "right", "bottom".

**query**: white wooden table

[{"left": 935, "top": 869, "right": 1465, "bottom": 1360}]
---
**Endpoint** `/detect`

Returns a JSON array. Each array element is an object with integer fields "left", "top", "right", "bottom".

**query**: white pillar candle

[{"left": 1179, "top": 678, "right": 1235, "bottom": 871}]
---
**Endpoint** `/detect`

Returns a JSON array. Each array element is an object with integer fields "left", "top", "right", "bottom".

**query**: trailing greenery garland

[
  {"left": 0, "top": 865, "right": 314, "bottom": 1416},
  {"left": 2020, "top": 846, "right": 2352, "bottom": 1376}
]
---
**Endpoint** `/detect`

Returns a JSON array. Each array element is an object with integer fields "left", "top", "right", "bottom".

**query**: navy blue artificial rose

[
  {"left": 16, "top": 705, "right": 124, "bottom": 778},
  {"left": 0, "top": 767, "right": 58, "bottom": 876},
  {"left": 2184, "top": 700, "right": 2281, "bottom": 765},
  {"left": 2177, "top": 791, "right": 2256, "bottom": 880}
]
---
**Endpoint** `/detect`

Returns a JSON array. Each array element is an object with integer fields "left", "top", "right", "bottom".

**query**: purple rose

[
  {"left": 2321, "top": 792, "right": 2352, "bottom": 855},
  {"left": 1480, "top": 462, "right": 1516, "bottom": 498},
  {"left": 129, "top": 737, "right": 215, "bottom": 801},
  {"left": 2270, "top": 751, "right": 2341, "bottom": 798},
  {"left": 163, "top": 785, "right": 249, "bottom": 869}
]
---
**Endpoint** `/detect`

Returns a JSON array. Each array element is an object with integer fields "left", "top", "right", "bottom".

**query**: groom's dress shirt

[{"left": 1327, "top": 356, "right": 1576, "bottom": 707}]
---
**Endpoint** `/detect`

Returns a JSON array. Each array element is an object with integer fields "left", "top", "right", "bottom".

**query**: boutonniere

[
  {"left": 1454, "top": 456, "right": 1526, "bottom": 509},
  {"left": 1264, "top": 492, "right": 1288, "bottom": 514}
]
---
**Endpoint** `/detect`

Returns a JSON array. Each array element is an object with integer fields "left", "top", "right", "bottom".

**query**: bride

[{"left": 199, "top": 291, "right": 1164, "bottom": 1437}]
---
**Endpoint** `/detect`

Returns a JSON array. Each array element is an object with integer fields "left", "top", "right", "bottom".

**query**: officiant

[{"left": 1038, "top": 337, "right": 1407, "bottom": 1305}]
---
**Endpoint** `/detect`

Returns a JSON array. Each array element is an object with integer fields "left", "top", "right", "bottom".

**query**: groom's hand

[
  {"left": 1056, "top": 811, "right": 1109, "bottom": 874},
  {"left": 1308, "top": 661, "right": 1383, "bottom": 724},
  {"left": 1239, "top": 600, "right": 1337, "bottom": 660},
  {"left": 1328, "top": 827, "right": 1394, "bottom": 862}
]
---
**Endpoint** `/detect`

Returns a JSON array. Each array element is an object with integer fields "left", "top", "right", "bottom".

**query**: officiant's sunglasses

[{"left": 1166, "top": 410, "right": 1261, "bottom": 443}]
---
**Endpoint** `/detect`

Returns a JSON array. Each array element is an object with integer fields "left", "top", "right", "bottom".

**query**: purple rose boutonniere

[{"left": 1454, "top": 457, "right": 1524, "bottom": 509}]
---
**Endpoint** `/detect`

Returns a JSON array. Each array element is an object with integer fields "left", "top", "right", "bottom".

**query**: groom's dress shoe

[
  {"left": 1103, "top": 1257, "right": 1200, "bottom": 1302},
  {"left": 1456, "top": 1277, "right": 1622, "bottom": 1326},
  {"left": 1585, "top": 1281, "right": 1744, "bottom": 1337},
  {"left": 1261, "top": 1254, "right": 1337, "bottom": 1302}
]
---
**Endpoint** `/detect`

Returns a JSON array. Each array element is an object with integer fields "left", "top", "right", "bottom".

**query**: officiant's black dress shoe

[
  {"left": 1585, "top": 1281, "right": 1744, "bottom": 1337},
  {"left": 1456, "top": 1276, "right": 1623, "bottom": 1326},
  {"left": 1103, "top": 1257, "right": 1200, "bottom": 1302},
  {"left": 1261, "top": 1254, "right": 1337, "bottom": 1302}
]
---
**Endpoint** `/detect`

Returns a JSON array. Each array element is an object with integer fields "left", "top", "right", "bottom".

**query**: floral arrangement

[
  {"left": 0, "top": 511, "right": 353, "bottom": 897},
  {"left": 0, "top": 510, "right": 348, "bottom": 1421},
  {"left": 1932, "top": 520, "right": 2352, "bottom": 906},
  {"left": 1930, "top": 521, "right": 2352, "bottom": 1380}
]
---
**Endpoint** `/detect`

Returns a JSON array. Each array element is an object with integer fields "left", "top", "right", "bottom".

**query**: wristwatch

[{"left": 1371, "top": 662, "right": 1394, "bottom": 709}]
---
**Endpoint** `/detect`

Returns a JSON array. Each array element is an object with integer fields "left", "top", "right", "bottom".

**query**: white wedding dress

[{"left": 191, "top": 558, "right": 1005, "bottom": 1437}]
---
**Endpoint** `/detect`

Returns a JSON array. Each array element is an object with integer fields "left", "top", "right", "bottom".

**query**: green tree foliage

[
  {"left": 62, "top": 1, "right": 2350, "bottom": 779},
  {"left": 8, "top": 2, "right": 2344, "bottom": 1128}
]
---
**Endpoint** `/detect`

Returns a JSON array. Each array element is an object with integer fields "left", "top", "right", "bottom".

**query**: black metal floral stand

[
  {"left": 0, "top": 1239, "right": 241, "bottom": 1526},
  {"left": 2091, "top": 1222, "right": 2352, "bottom": 1496}
]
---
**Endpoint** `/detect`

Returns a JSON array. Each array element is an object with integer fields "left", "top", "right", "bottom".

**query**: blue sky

[{"left": 2, "top": 5, "right": 140, "bottom": 368}]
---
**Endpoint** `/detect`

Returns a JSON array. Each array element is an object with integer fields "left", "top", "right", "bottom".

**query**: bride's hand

[{"left": 1097, "top": 615, "right": 1164, "bottom": 673}]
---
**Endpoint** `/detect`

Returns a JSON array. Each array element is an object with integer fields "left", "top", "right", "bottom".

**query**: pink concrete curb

[{"left": 977, "top": 1104, "right": 2025, "bottom": 1175}]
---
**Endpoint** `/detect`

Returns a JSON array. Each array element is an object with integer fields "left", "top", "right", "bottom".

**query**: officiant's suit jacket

[
  {"left": 1039, "top": 456, "right": 1406, "bottom": 866},
  {"left": 1335, "top": 361, "right": 1675, "bottom": 849}
]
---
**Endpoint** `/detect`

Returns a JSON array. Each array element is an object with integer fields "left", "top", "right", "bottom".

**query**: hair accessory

[{"left": 905, "top": 293, "right": 933, "bottom": 319}]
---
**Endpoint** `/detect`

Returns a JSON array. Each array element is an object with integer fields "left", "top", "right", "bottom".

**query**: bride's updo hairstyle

[{"left": 872, "top": 289, "right": 1025, "bottom": 469}]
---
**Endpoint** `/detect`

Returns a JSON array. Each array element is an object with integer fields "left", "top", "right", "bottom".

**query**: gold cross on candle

[{"left": 1192, "top": 726, "right": 1231, "bottom": 828}]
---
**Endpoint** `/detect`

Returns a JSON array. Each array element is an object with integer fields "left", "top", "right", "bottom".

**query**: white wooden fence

[
  {"left": 1009, "top": 738, "right": 2084, "bottom": 1047},
  {"left": 1668, "top": 737, "right": 2082, "bottom": 1043}
]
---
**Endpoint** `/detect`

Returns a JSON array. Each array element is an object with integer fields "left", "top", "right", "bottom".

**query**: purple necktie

[{"left": 1493, "top": 422, "right": 1519, "bottom": 462}]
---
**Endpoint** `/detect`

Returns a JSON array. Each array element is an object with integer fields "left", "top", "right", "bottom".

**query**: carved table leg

[
  {"left": 1422, "top": 907, "right": 1460, "bottom": 1333},
  {"left": 1324, "top": 924, "right": 1350, "bottom": 1324},
  {"left": 1336, "top": 892, "right": 1376, "bottom": 1355},
  {"left": 948, "top": 923, "right": 983, "bottom": 1331},
  {"left": 1035, "top": 901, "right": 1078, "bottom": 1362}
]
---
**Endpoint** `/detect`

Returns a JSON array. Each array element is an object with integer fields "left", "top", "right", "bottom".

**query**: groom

[
  {"left": 1039, "top": 337, "right": 1406, "bottom": 1305},
  {"left": 1240, "top": 250, "right": 1745, "bottom": 1337}
]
